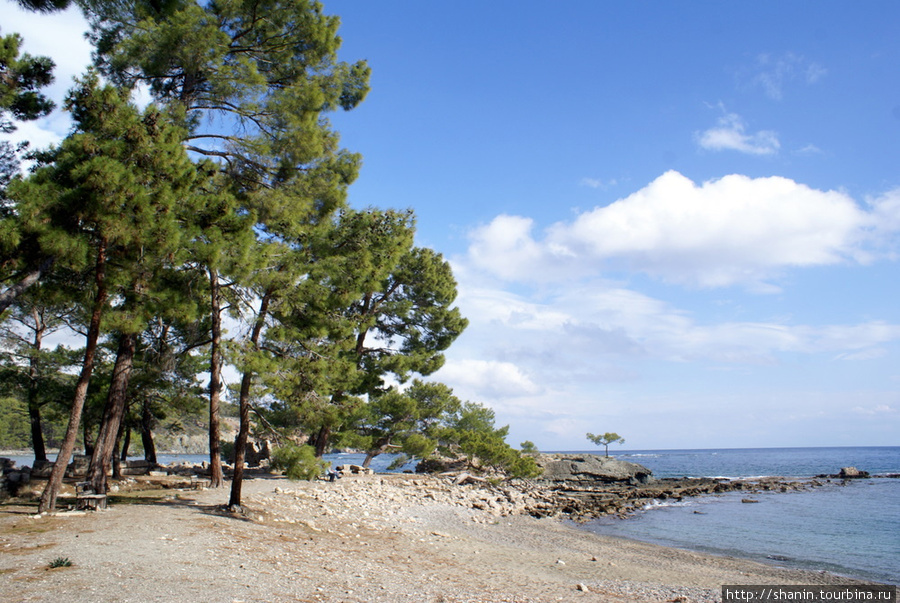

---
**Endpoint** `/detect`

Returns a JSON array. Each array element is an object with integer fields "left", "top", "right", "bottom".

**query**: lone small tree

[{"left": 586, "top": 432, "right": 625, "bottom": 457}]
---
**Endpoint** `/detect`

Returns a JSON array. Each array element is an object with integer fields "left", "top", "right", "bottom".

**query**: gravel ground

[{"left": 0, "top": 474, "right": 865, "bottom": 603}]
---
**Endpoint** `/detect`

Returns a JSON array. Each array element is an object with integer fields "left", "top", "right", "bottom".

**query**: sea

[
  {"left": 578, "top": 447, "right": 899, "bottom": 586},
  {"left": 5, "top": 446, "right": 897, "bottom": 584}
]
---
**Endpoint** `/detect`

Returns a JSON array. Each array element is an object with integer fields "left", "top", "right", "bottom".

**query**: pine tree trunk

[
  {"left": 88, "top": 332, "right": 136, "bottom": 494},
  {"left": 228, "top": 371, "right": 252, "bottom": 511},
  {"left": 362, "top": 439, "right": 393, "bottom": 469},
  {"left": 313, "top": 425, "right": 331, "bottom": 458},
  {"left": 38, "top": 241, "right": 107, "bottom": 513},
  {"left": 362, "top": 450, "right": 377, "bottom": 469},
  {"left": 207, "top": 267, "right": 224, "bottom": 488},
  {"left": 27, "top": 400, "right": 46, "bottom": 463},
  {"left": 141, "top": 400, "right": 157, "bottom": 464},
  {"left": 112, "top": 405, "right": 130, "bottom": 479},
  {"left": 229, "top": 290, "right": 271, "bottom": 512},
  {"left": 120, "top": 426, "right": 131, "bottom": 462},
  {"left": 112, "top": 432, "right": 122, "bottom": 480},
  {"left": 83, "top": 422, "right": 94, "bottom": 457},
  {"left": 27, "top": 308, "right": 47, "bottom": 462}
]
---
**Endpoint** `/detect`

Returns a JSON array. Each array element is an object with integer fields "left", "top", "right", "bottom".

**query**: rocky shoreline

[
  {"left": 2, "top": 452, "right": 887, "bottom": 602},
  {"left": 268, "top": 469, "right": 828, "bottom": 524},
  {"left": 4, "top": 451, "right": 889, "bottom": 522}
]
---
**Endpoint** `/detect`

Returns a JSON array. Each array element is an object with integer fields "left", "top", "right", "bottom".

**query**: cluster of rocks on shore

[
  {"left": 246, "top": 453, "right": 844, "bottom": 524},
  {"left": 3, "top": 451, "right": 892, "bottom": 521},
  {"left": 454, "top": 454, "right": 831, "bottom": 520}
]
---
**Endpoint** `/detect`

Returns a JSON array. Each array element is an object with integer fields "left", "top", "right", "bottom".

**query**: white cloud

[
  {"left": 852, "top": 404, "right": 896, "bottom": 416},
  {"left": 869, "top": 188, "right": 900, "bottom": 246},
  {"left": 468, "top": 171, "right": 888, "bottom": 289},
  {"left": 836, "top": 348, "right": 888, "bottom": 361},
  {"left": 443, "top": 243, "right": 900, "bottom": 449},
  {"left": 795, "top": 144, "right": 824, "bottom": 156},
  {"left": 459, "top": 280, "right": 900, "bottom": 368},
  {"left": 696, "top": 112, "right": 780, "bottom": 155},
  {"left": 580, "top": 177, "right": 617, "bottom": 190},
  {"left": 433, "top": 359, "right": 541, "bottom": 399},
  {"left": 751, "top": 52, "right": 827, "bottom": 100},
  {"left": 465, "top": 214, "right": 572, "bottom": 281}
]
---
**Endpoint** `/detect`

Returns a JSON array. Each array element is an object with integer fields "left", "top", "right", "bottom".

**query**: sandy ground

[{"left": 0, "top": 474, "right": 867, "bottom": 603}]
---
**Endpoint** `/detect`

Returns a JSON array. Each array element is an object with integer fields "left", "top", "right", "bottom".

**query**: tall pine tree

[
  {"left": 8, "top": 75, "right": 199, "bottom": 510},
  {"left": 88, "top": 0, "right": 370, "bottom": 490}
]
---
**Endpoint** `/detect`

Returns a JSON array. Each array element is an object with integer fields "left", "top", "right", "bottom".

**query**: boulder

[
  {"left": 122, "top": 459, "right": 153, "bottom": 476},
  {"left": 244, "top": 439, "right": 271, "bottom": 467},
  {"left": 1, "top": 462, "right": 30, "bottom": 496},
  {"left": 31, "top": 460, "right": 53, "bottom": 477},
  {"left": 336, "top": 464, "right": 374, "bottom": 475},
  {"left": 65, "top": 455, "right": 90, "bottom": 477},
  {"left": 838, "top": 466, "right": 869, "bottom": 479},
  {"left": 453, "top": 472, "right": 489, "bottom": 486},
  {"left": 535, "top": 453, "right": 653, "bottom": 484}
]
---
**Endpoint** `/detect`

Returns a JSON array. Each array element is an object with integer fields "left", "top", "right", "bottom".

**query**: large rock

[
  {"left": 536, "top": 453, "right": 653, "bottom": 484},
  {"left": 65, "top": 454, "right": 91, "bottom": 477},
  {"left": 31, "top": 459, "right": 53, "bottom": 477},
  {"left": 121, "top": 459, "right": 153, "bottom": 476},
  {"left": 838, "top": 466, "right": 869, "bottom": 479}
]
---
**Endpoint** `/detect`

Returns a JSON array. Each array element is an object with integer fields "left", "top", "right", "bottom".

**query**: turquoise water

[{"left": 581, "top": 447, "right": 900, "bottom": 585}]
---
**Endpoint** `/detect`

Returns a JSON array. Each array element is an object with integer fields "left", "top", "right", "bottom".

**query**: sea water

[
  {"left": 2, "top": 451, "right": 414, "bottom": 473},
  {"left": 580, "top": 447, "right": 899, "bottom": 585}
]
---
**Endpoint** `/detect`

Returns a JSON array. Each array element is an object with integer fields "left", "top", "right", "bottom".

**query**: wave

[{"left": 640, "top": 498, "right": 697, "bottom": 510}]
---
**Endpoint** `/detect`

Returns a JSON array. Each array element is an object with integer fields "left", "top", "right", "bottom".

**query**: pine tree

[
  {"left": 263, "top": 209, "right": 467, "bottom": 457},
  {"left": 0, "top": 287, "right": 77, "bottom": 462},
  {"left": 8, "top": 75, "right": 199, "bottom": 510},
  {"left": 87, "top": 0, "right": 370, "bottom": 492},
  {"left": 0, "top": 30, "right": 56, "bottom": 311}
]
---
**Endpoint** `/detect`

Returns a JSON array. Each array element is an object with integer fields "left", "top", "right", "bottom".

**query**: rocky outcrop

[
  {"left": 815, "top": 466, "right": 872, "bottom": 479},
  {"left": 535, "top": 453, "right": 654, "bottom": 485},
  {"left": 254, "top": 472, "right": 826, "bottom": 526}
]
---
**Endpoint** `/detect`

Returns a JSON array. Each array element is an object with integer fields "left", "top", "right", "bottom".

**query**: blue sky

[{"left": 5, "top": 2, "right": 900, "bottom": 451}]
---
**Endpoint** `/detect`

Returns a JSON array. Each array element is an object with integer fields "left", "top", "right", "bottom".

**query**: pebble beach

[{"left": 0, "top": 472, "right": 869, "bottom": 603}]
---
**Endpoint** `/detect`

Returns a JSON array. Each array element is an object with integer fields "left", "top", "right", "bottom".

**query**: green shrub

[
  {"left": 48, "top": 557, "right": 72, "bottom": 568},
  {"left": 270, "top": 443, "right": 329, "bottom": 481}
]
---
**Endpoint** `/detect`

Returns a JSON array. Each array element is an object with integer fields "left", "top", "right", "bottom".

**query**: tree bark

[
  {"left": 140, "top": 399, "right": 157, "bottom": 464},
  {"left": 111, "top": 402, "right": 130, "bottom": 479},
  {"left": 120, "top": 425, "right": 131, "bottom": 462},
  {"left": 313, "top": 425, "right": 331, "bottom": 458},
  {"left": 207, "top": 267, "right": 224, "bottom": 488},
  {"left": 362, "top": 440, "right": 399, "bottom": 469},
  {"left": 229, "top": 289, "right": 271, "bottom": 511},
  {"left": 27, "top": 307, "right": 47, "bottom": 462},
  {"left": 82, "top": 422, "right": 94, "bottom": 457},
  {"left": 88, "top": 331, "right": 136, "bottom": 494},
  {"left": 38, "top": 241, "right": 107, "bottom": 513}
]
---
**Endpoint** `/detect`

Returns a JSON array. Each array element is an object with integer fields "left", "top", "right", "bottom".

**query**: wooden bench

[
  {"left": 76, "top": 493, "right": 107, "bottom": 510},
  {"left": 189, "top": 476, "right": 210, "bottom": 490},
  {"left": 75, "top": 481, "right": 107, "bottom": 510}
]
